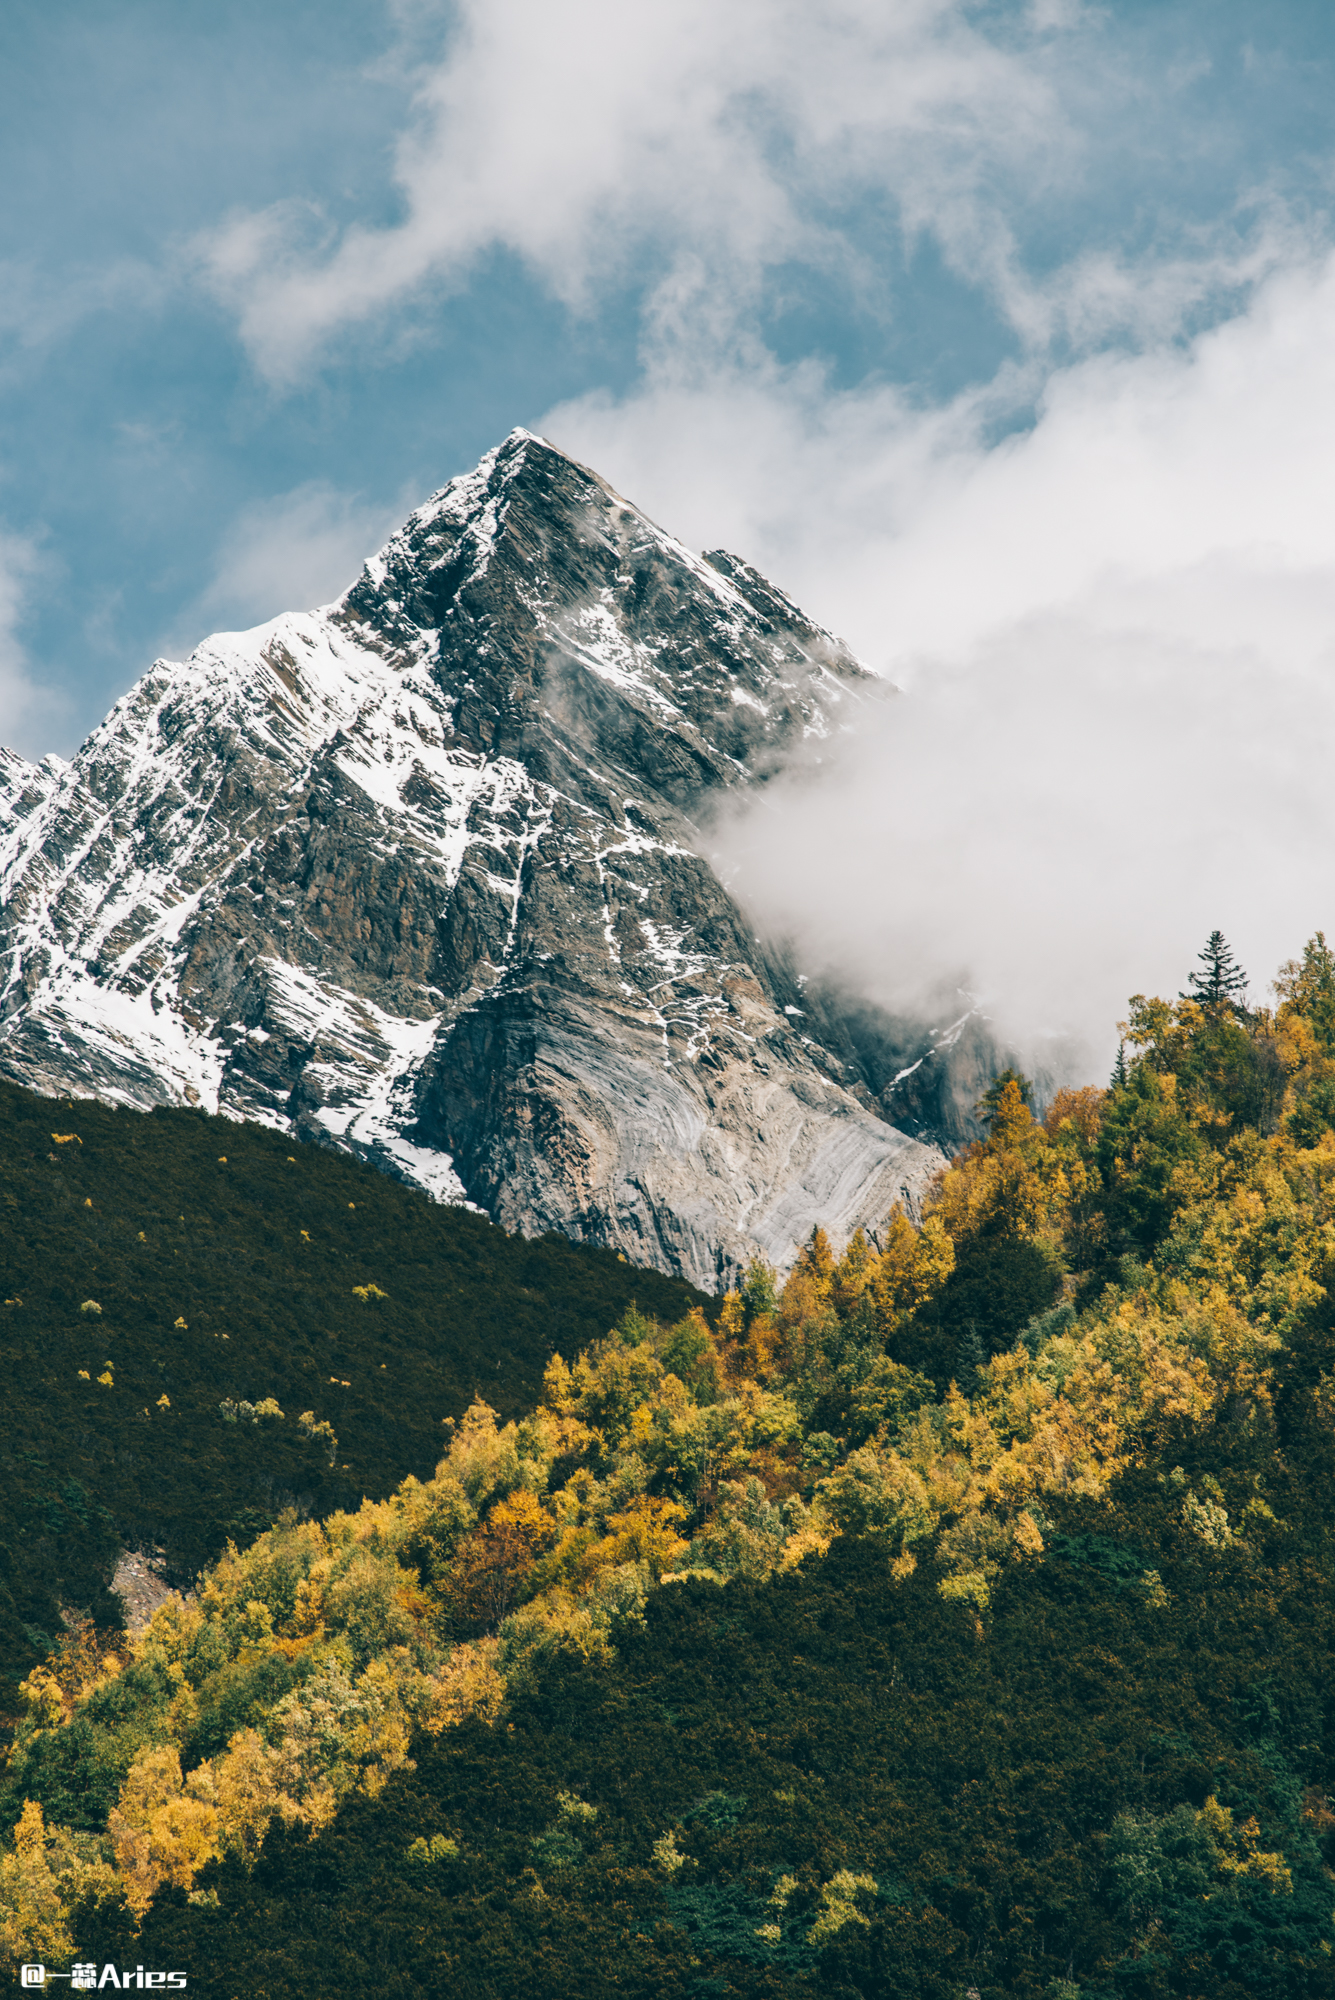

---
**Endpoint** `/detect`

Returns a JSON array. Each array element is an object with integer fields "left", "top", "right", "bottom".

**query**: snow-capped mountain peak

[{"left": 0, "top": 433, "right": 939, "bottom": 1288}]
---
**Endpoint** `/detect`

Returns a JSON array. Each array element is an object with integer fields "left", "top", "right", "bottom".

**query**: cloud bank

[{"left": 536, "top": 253, "right": 1335, "bottom": 1074}]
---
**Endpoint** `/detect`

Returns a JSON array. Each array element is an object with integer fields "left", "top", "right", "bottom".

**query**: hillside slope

[
  {"left": 0, "top": 1077, "right": 706, "bottom": 1717},
  {"left": 8, "top": 940, "right": 1335, "bottom": 1996}
]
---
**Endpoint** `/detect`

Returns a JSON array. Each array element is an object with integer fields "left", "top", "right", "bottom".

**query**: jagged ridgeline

[
  {"left": 0, "top": 1076, "right": 707, "bottom": 1713},
  {"left": 9, "top": 938, "right": 1335, "bottom": 1996},
  {"left": 0, "top": 429, "right": 948, "bottom": 1293}
]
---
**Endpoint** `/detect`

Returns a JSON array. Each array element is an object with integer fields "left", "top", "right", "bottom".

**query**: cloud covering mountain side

[{"left": 542, "top": 253, "right": 1335, "bottom": 1074}]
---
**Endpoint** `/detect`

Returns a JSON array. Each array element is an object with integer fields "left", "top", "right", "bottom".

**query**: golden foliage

[
  {"left": 108, "top": 1746, "right": 221, "bottom": 1915},
  {"left": 0, "top": 1800, "right": 119, "bottom": 1973},
  {"left": 1197, "top": 1795, "right": 1292, "bottom": 1895},
  {"left": 809, "top": 1869, "right": 879, "bottom": 1945},
  {"left": 21, "top": 971, "right": 1335, "bottom": 1942},
  {"left": 928, "top": 1077, "right": 1095, "bottom": 1253},
  {"left": 873, "top": 1209, "right": 955, "bottom": 1329}
]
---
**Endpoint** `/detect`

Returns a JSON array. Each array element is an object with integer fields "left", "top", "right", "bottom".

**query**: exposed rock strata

[{"left": 0, "top": 431, "right": 943, "bottom": 1288}]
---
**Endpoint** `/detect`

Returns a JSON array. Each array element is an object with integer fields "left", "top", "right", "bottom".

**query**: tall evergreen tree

[
  {"left": 1183, "top": 930, "right": 1248, "bottom": 1012},
  {"left": 1110, "top": 1040, "right": 1129, "bottom": 1090}
]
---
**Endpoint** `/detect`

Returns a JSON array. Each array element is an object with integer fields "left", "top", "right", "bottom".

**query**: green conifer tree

[
  {"left": 739, "top": 1257, "right": 778, "bottom": 1330},
  {"left": 1184, "top": 931, "right": 1248, "bottom": 1012},
  {"left": 955, "top": 1320, "right": 986, "bottom": 1395}
]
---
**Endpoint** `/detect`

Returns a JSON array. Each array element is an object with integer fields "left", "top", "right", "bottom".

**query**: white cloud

[
  {"left": 538, "top": 250, "right": 1335, "bottom": 1074},
  {"left": 198, "top": 0, "right": 1084, "bottom": 382}
]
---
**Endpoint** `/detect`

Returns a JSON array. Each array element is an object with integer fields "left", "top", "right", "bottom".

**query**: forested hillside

[
  {"left": 8, "top": 934, "right": 1335, "bottom": 1997},
  {"left": 0, "top": 1080, "right": 706, "bottom": 1722}
]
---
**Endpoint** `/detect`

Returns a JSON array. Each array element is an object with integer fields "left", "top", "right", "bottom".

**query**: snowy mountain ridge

[{"left": 0, "top": 430, "right": 943, "bottom": 1288}]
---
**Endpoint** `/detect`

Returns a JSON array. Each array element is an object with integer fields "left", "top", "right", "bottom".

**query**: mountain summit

[{"left": 0, "top": 431, "right": 941, "bottom": 1286}]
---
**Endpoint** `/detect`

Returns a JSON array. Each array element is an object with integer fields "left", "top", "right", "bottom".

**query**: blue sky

[
  {"left": 6, "top": 0, "right": 1335, "bottom": 1047},
  {"left": 1, "top": 0, "right": 1331, "bottom": 751}
]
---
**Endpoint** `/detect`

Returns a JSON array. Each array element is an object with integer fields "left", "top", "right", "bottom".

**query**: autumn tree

[
  {"left": 1275, "top": 930, "right": 1335, "bottom": 1049},
  {"left": 1125, "top": 977, "right": 1287, "bottom": 1143},
  {"left": 978, "top": 1067, "right": 1033, "bottom": 1132},
  {"left": 797, "top": 1226, "right": 834, "bottom": 1296},
  {"left": 1273, "top": 934, "right": 1335, "bottom": 1145},
  {"left": 450, "top": 1490, "right": 554, "bottom": 1632},
  {"left": 831, "top": 1228, "right": 878, "bottom": 1316},
  {"left": 885, "top": 1072, "right": 1073, "bottom": 1381},
  {"left": 873, "top": 1208, "right": 955, "bottom": 1331},
  {"left": 932, "top": 1072, "right": 1058, "bottom": 1246}
]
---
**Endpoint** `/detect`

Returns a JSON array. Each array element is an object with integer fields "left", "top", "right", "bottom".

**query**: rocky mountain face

[
  {"left": 0, "top": 431, "right": 946, "bottom": 1290},
  {"left": 832, "top": 992, "right": 1013, "bottom": 1158}
]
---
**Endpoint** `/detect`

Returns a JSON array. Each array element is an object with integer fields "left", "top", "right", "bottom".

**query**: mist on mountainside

[
  {"left": 704, "top": 613, "right": 1334, "bottom": 1090},
  {"left": 545, "top": 259, "right": 1335, "bottom": 1089}
]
